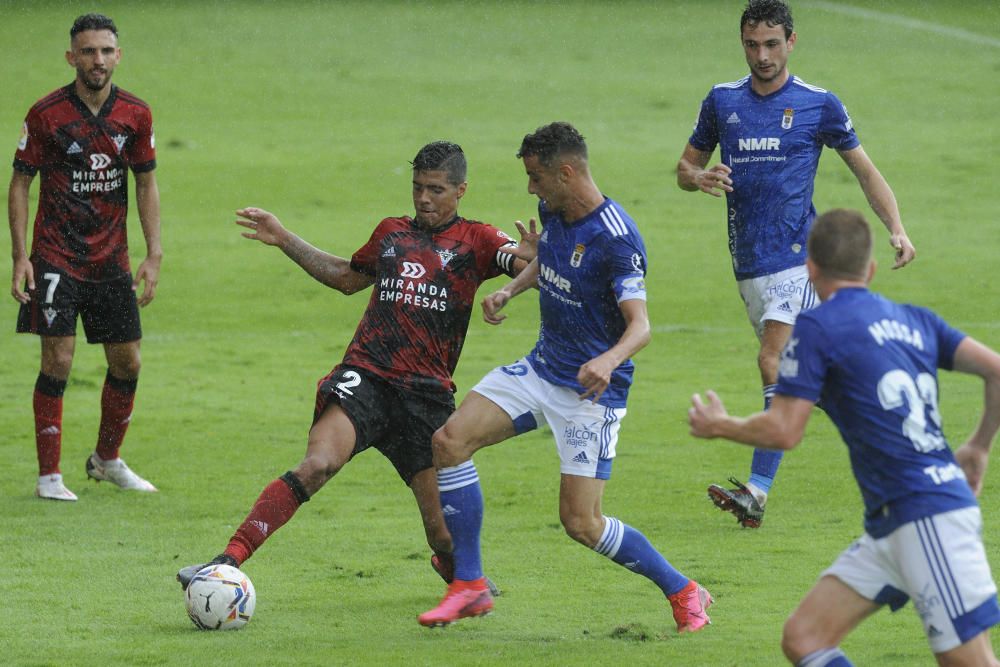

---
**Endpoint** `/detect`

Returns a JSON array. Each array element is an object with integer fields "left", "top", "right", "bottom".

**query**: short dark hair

[
  {"left": 741, "top": 0, "right": 793, "bottom": 39},
  {"left": 516, "top": 122, "right": 587, "bottom": 167},
  {"left": 807, "top": 209, "right": 872, "bottom": 280},
  {"left": 411, "top": 141, "right": 466, "bottom": 185},
  {"left": 71, "top": 13, "right": 118, "bottom": 39}
]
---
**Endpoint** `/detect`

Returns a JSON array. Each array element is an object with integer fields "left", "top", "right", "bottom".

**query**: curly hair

[
  {"left": 71, "top": 13, "right": 118, "bottom": 39},
  {"left": 411, "top": 141, "right": 467, "bottom": 185},
  {"left": 741, "top": 0, "right": 793, "bottom": 39},
  {"left": 516, "top": 122, "right": 587, "bottom": 167}
]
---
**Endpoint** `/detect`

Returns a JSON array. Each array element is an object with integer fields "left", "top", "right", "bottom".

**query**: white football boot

[
  {"left": 36, "top": 473, "right": 78, "bottom": 501},
  {"left": 86, "top": 453, "right": 158, "bottom": 492}
]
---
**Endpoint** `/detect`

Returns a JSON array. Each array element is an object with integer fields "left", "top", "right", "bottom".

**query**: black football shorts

[
  {"left": 16, "top": 258, "right": 141, "bottom": 343},
  {"left": 314, "top": 365, "right": 454, "bottom": 485}
]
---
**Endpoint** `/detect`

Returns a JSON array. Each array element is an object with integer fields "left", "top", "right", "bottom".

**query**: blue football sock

[
  {"left": 797, "top": 647, "right": 854, "bottom": 667},
  {"left": 749, "top": 384, "right": 781, "bottom": 494},
  {"left": 593, "top": 517, "right": 689, "bottom": 596},
  {"left": 437, "top": 461, "right": 483, "bottom": 581}
]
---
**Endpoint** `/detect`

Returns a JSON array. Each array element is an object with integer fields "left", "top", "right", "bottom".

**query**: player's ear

[
  {"left": 455, "top": 182, "right": 467, "bottom": 199},
  {"left": 805, "top": 257, "right": 819, "bottom": 283},
  {"left": 787, "top": 31, "right": 796, "bottom": 51},
  {"left": 65, "top": 49, "right": 75, "bottom": 67},
  {"left": 865, "top": 260, "right": 877, "bottom": 284}
]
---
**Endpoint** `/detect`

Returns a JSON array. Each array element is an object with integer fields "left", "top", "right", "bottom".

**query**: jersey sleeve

[
  {"left": 479, "top": 224, "right": 517, "bottom": 279},
  {"left": 918, "top": 307, "right": 967, "bottom": 370},
  {"left": 608, "top": 235, "right": 647, "bottom": 303},
  {"left": 817, "top": 92, "right": 861, "bottom": 151},
  {"left": 687, "top": 90, "right": 720, "bottom": 153},
  {"left": 12, "top": 109, "right": 45, "bottom": 175},
  {"left": 350, "top": 218, "right": 393, "bottom": 276},
  {"left": 775, "top": 314, "right": 829, "bottom": 402},
  {"left": 127, "top": 105, "right": 156, "bottom": 173}
]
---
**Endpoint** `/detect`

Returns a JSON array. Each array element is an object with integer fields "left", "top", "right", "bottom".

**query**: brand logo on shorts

[
  {"left": 571, "top": 451, "right": 590, "bottom": 464},
  {"left": 43, "top": 307, "right": 58, "bottom": 327},
  {"left": 89, "top": 153, "right": 112, "bottom": 170},
  {"left": 400, "top": 262, "right": 426, "bottom": 279},
  {"left": 777, "top": 301, "right": 793, "bottom": 313}
]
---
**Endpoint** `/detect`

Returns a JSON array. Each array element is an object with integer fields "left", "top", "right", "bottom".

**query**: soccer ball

[{"left": 184, "top": 564, "right": 256, "bottom": 630}]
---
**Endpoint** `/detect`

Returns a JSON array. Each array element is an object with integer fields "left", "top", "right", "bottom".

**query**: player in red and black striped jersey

[
  {"left": 176, "top": 141, "right": 535, "bottom": 597},
  {"left": 9, "top": 14, "right": 162, "bottom": 501}
]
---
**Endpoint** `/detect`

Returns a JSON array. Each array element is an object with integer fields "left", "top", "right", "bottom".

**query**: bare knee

[
  {"left": 781, "top": 612, "right": 816, "bottom": 663},
  {"left": 293, "top": 452, "right": 345, "bottom": 496},
  {"left": 108, "top": 352, "right": 141, "bottom": 379},
  {"left": 561, "top": 512, "right": 604, "bottom": 548},
  {"left": 41, "top": 346, "right": 74, "bottom": 379},
  {"left": 431, "top": 422, "right": 471, "bottom": 469},
  {"left": 757, "top": 347, "right": 779, "bottom": 383}
]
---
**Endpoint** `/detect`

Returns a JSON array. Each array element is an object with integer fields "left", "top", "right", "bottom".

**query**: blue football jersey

[
  {"left": 526, "top": 198, "right": 647, "bottom": 408},
  {"left": 689, "top": 75, "right": 860, "bottom": 280},
  {"left": 776, "top": 287, "right": 976, "bottom": 537}
]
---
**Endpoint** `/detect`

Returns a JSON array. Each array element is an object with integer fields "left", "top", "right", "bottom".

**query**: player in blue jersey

[
  {"left": 418, "top": 122, "right": 712, "bottom": 633},
  {"left": 676, "top": 0, "right": 917, "bottom": 528},
  {"left": 689, "top": 208, "right": 1000, "bottom": 666}
]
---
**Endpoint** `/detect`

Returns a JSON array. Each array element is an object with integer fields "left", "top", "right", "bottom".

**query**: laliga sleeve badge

[
  {"left": 570, "top": 243, "right": 585, "bottom": 267},
  {"left": 18, "top": 122, "right": 28, "bottom": 150},
  {"left": 781, "top": 108, "right": 794, "bottom": 130}
]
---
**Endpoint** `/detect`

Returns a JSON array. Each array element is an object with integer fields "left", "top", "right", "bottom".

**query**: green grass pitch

[{"left": 1, "top": 1, "right": 998, "bottom": 664}]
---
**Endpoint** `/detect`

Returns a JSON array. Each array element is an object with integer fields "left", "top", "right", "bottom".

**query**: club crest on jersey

[
  {"left": 570, "top": 244, "right": 585, "bottom": 267},
  {"left": 43, "top": 307, "right": 58, "bottom": 327},
  {"left": 782, "top": 108, "right": 794, "bottom": 130},
  {"left": 112, "top": 134, "right": 127, "bottom": 154},
  {"left": 18, "top": 122, "right": 28, "bottom": 150},
  {"left": 436, "top": 248, "right": 457, "bottom": 268}
]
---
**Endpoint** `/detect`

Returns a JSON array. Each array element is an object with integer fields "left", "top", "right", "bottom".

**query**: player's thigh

[
  {"left": 79, "top": 274, "right": 141, "bottom": 344},
  {"left": 296, "top": 404, "right": 359, "bottom": 492},
  {"left": 783, "top": 574, "right": 879, "bottom": 657}
]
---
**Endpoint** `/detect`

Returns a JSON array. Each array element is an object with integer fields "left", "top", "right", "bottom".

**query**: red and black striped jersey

[
  {"left": 13, "top": 83, "right": 156, "bottom": 282},
  {"left": 344, "top": 215, "right": 517, "bottom": 397}
]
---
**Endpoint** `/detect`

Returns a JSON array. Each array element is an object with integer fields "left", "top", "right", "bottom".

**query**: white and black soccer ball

[{"left": 184, "top": 564, "right": 256, "bottom": 630}]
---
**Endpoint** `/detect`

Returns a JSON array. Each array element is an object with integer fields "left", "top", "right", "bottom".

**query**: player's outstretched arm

[
  {"left": 133, "top": 171, "right": 163, "bottom": 307},
  {"left": 577, "top": 298, "right": 650, "bottom": 403},
  {"left": 235, "top": 207, "right": 373, "bottom": 294},
  {"left": 689, "top": 391, "right": 813, "bottom": 450},
  {"left": 951, "top": 337, "right": 1000, "bottom": 496},
  {"left": 9, "top": 171, "right": 35, "bottom": 303},
  {"left": 482, "top": 257, "right": 538, "bottom": 325},
  {"left": 676, "top": 143, "right": 732, "bottom": 197},
  {"left": 838, "top": 146, "right": 915, "bottom": 269}
]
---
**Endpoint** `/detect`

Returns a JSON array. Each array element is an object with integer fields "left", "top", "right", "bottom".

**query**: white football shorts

[
  {"left": 823, "top": 506, "right": 1000, "bottom": 653},
  {"left": 471, "top": 357, "right": 626, "bottom": 480},
  {"left": 737, "top": 264, "right": 818, "bottom": 340}
]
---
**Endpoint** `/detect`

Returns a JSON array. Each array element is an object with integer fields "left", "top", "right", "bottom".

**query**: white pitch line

[{"left": 804, "top": 1, "right": 1000, "bottom": 49}]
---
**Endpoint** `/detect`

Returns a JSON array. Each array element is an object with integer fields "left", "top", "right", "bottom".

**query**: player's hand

[
  {"left": 696, "top": 165, "right": 733, "bottom": 197},
  {"left": 133, "top": 254, "right": 161, "bottom": 307},
  {"left": 482, "top": 289, "right": 512, "bottom": 325},
  {"left": 577, "top": 354, "right": 615, "bottom": 403},
  {"left": 500, "top": 219, "right": 540, "bottom": 262},
  {"left": 688, "top": 390, "right": 728, "bottom": 438},
  {"left": 236, "top": 207, "right": 288, "bottom": 247},
  {"left": 11, "top": 256, "right": 34, "bottom": 304},
  {"left": 889, "top": 231, "right": 916, "bottom": 269},
  {"left": 954, "top": 443, "right": 988, "bottom": 497}
]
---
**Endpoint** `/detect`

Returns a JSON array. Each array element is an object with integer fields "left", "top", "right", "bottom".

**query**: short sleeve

[
  {"left": 608, "top": 236, "right": 647, "bottom": 303},
  {"left": 350, "top": 218, "right": 393, "bottom": 276},
  {"left": 688, "top": 90, "right": 720, "bottom": 153},
  {"left": 775, "top": 314, "right": 829, "bottom": 402},
  {"left": 817, "top": 92, "right": 861, "bottom": 151},
  {"left": 12, "top": 110, "right": 45, "bottom": 175},
  {"left": 127, "top": 106, "right": 157, "bottom": 173}
]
